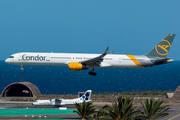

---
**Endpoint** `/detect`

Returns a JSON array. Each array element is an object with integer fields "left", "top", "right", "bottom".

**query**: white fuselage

[
  {"left": 5, "top": 34, "right": 176, "bottom": 73},
  {"left": 32, "top": 90, "right": 92, "bottom": 106},
  {"left": 5, "top": 52, "right": 156, "bottom": 68},
  {"left": 32, "top": 98, "right": 84, "bottom": 106}
]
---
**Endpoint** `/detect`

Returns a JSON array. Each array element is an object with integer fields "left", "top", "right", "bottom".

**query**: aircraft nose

[
  {"left": 5, "top": 58, "right": 9, "bottom": 63},
  {"left": 32, "top": 103, "right": 34, "bottom": 105},
  {"left": 5, "top": 58, "right": 12, "bottom": 64}
]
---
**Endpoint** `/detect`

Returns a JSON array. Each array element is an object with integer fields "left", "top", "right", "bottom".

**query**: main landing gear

[
  {"left": 89, "top": 67, "right": 97, "bottom": 76},
  {"left": 89, "top": 71, "right": 97, "bottom": 76},
  {"left": 20, "top": 65, "right": 25, "bottom": 74}
]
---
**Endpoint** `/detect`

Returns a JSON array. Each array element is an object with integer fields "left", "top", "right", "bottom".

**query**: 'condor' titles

[{"left": 22, "top": 54, "right": 46, "bottom": 61}]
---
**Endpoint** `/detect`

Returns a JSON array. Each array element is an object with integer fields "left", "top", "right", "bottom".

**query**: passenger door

[{"left": 46, "top": 54, "right": 50, "bottom": 61}]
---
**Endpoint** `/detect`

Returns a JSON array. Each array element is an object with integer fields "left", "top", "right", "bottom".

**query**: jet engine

[{"left": 68, "top": 62, "right": 88, "bottom": 71}]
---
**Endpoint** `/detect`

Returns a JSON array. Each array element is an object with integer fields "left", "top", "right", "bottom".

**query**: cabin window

[
  {"left": 76, "top": 57, "right": 82, "bottom": 59},
  {"left": 51, "top": 57, "right": 71, "bottom": 59},
  {"left": 104, "top": 58, "right": 113, "bottom": 60}
]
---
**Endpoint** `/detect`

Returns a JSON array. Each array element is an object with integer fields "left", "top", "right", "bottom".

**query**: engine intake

[{"left": 68, "top": 62, "right": 88, "bottom": 71}]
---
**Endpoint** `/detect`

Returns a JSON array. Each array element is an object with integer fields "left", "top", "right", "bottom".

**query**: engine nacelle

[{"left": 68, "top": 62, "right": 88, "bottom": 71}]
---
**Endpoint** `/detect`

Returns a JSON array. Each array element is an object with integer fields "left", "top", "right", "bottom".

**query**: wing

[
  {"left": 55, "top": 99, "right": 62, "bottom": 103},
  {"left": 110, "top": 49, "right": 114, "bottom": 54},
  {"left": 55, "top": 99, "right": 66, "bottom": 105},
  {"left": 81, "top": 46, "right": 109, "bottom": 67}
]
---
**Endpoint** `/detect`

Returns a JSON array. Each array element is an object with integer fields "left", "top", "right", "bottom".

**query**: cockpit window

[{"left": 9, "top": 56, "right": 14, "bottom": 58}]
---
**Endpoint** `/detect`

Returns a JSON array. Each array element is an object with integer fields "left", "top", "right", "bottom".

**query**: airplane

[
  {"left": 5, "top": 34, "right": 175, "bottom": 76},
  {"left": 32, "top": 90, "right": 92, "bottom": 106}
]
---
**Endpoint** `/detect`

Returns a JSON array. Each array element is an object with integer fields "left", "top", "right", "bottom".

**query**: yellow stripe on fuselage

[{"left": 126, "top": 55, "right": 144, "bottom": 67}]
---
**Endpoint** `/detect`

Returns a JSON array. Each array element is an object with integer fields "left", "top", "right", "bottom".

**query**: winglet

[
  {"left": 110, "top": 49, "right": 114, "bottom": 54},
  {"left": 103, "top": 46, "right": 109, "bottom": 55}
]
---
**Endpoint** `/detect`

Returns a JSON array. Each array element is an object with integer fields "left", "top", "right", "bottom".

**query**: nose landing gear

[{"left": 20, "top": 65, "right": 25, "bottom": 74}]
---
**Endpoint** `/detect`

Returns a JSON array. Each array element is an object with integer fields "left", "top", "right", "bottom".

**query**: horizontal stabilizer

[{"left": 154, "top": 58, "right": 173, "bottom": 65}]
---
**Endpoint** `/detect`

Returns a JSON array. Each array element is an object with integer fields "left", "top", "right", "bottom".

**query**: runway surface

[
  {"left": 159, "top": 105, "right": 180, "bottom": 120},
  {"left": 0, "top": 102, "right": 81, "bottom": 119},
  {"left": 0, "top": 102, "right": 180, "bottom": 119}
]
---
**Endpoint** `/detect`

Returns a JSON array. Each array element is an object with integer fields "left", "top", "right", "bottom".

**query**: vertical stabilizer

[
  {"left": 146, "top": 34, "right": 175, "bottom": 58},
  {"left": 80, "top": 90, "right": 92, "bottom": 102}
]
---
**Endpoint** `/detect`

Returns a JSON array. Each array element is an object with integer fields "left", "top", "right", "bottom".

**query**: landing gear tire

[
  {"left": 20, "top": 65, "right": 24, "bottom": 74},
  {"left": 89, "top": 71, "right": 97, "bottom": 76}
]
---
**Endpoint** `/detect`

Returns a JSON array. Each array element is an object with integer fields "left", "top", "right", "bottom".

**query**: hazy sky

[{"left": 0, "top": 0, "right": 180, "bottom": 60}]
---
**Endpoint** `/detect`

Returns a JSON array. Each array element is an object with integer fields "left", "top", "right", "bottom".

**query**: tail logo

[
  {"left": 157, "top": 45, "right": 169, "bottom": 52},
  {"left": 155, "top": 39, "right": 171, "bottom": 56},
  {"left": 80, "top": 92, "right": 90, "bottom": 101}
]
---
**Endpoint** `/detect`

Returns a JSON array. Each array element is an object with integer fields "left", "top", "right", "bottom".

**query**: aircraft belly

[
  {"left": 99, "top": 62, "right": 140, "bottom": 68},
  {"left": 110, "top": 64, "right": 141, "bottom": 68}
]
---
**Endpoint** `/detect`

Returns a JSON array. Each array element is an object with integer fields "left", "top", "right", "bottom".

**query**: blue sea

[{"left": 0, "top": 60, "right": 180, "bottom": 95}]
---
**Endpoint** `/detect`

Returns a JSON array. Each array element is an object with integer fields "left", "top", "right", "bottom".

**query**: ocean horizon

[{"left": 0, "top": 60, "right": 180, "bottom": 95}]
